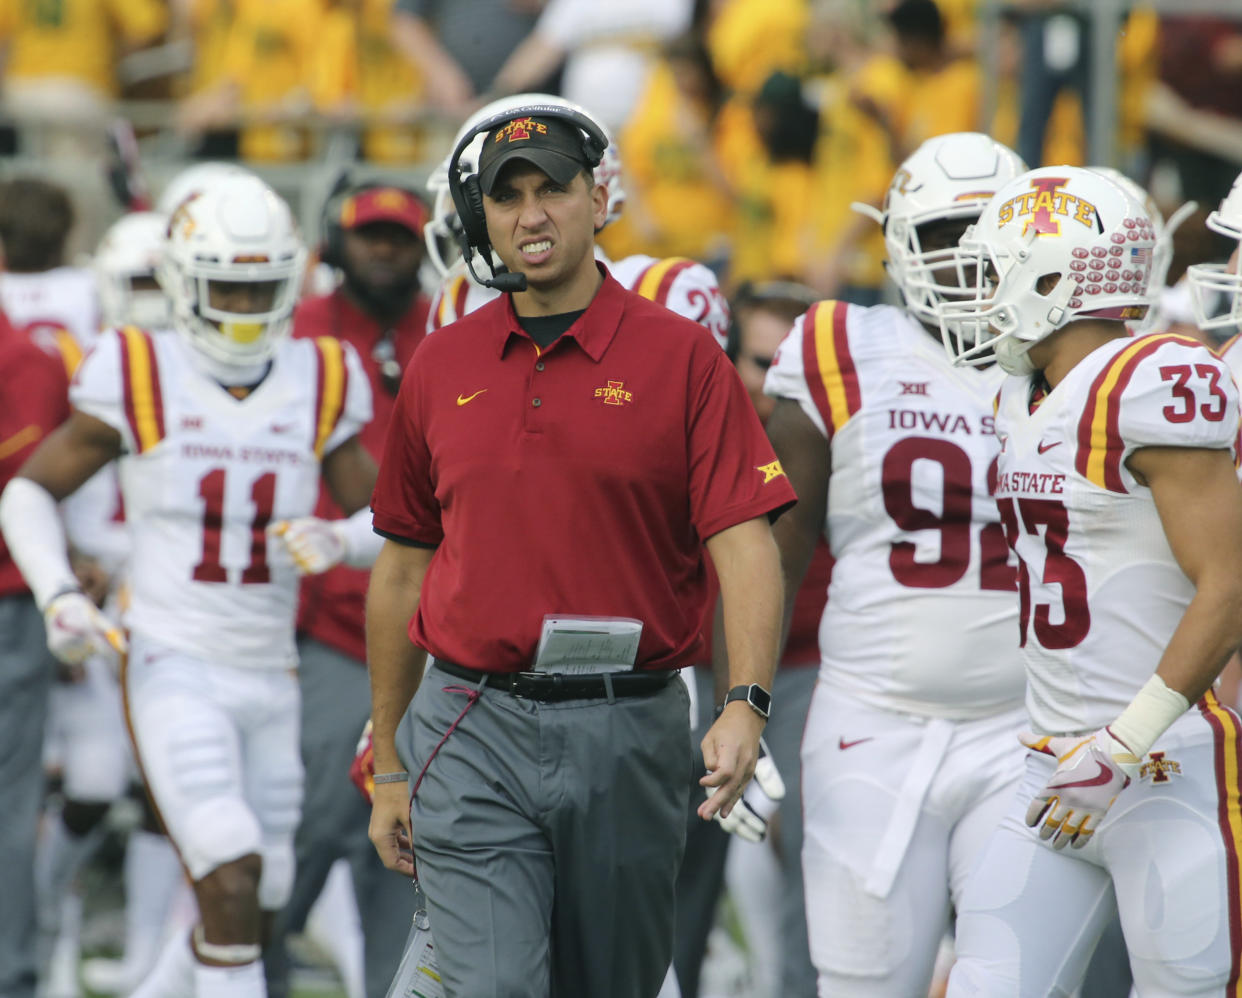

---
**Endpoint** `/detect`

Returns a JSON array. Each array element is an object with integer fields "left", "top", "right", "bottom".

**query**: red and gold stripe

[
  {"left": 802, "top": 300, "right": 861, "bottom": 439},
  {"left": 1075, "top": 334, "right": 1201, "bottom": 491},
  {"left": 452, "top": 272, "right": 471, "bottom": 321},
  {"left": 51, "top": 329, "right": 83, "bottom": 379},
  {"left": 635, "top": 257, "right": 696, "bottom": 306},
  {"left": 1198, "top": 689, "right": 1242, "bottom": 993},
  {"left": 312, "top": 336, "right": 347, "bottom": 459},
  {"left": 1215, "top": 332, "right": 1241, "bottom": 359},
  {"left": 118, "top": 326, "right": 165, "bottom": 454}
]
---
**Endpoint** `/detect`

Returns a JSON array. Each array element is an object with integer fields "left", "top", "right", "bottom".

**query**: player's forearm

[
  {"left": 490, "top": 33, "right": 564, "bottom": 98},
  {"left": 707, "top": 518, "right": 783, "bottom": 691},
  {"left": 1156, "top": 577, "right": 1242, "bottom": 704},
  {"left": 390, "top": 14, "right": 468, "bottom": 89},
  {"left": 1113, "top": 578, "right": 1242, "bottom": 757},
  {"left": 365, "top": 541, "right": 431, "bottom": 772},
  {"left": 0, "top": 477, "right": 79, "bottom": 607}
]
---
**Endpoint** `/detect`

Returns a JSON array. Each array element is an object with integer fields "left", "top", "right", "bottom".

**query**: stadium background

[{"left": 4, "top": 0, "right": 1242, "bottom": 995}]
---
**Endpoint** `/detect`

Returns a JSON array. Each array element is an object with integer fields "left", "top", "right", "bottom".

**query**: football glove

[
  {"left": 1020, "top": 727, "right": 1140, "bottom": 850},
  {"left": 708, "top": 737, "right": 786, "bottom": 843},
  {"left": 270, "top": 518, "right": 346, "bottom": 575},
  {"left": 43, "top": 590, "right": 126, "bottom": 667},
  {"left": 349, "top": 719, "right": 375, "bottom": 805}
]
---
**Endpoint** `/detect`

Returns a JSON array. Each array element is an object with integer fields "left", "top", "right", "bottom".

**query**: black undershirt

[{"left": 517, "top": 309, "right": 586, "bottom": 348}]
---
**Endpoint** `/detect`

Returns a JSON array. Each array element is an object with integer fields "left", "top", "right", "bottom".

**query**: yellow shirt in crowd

[
  {"left": 219, "top": 0, "right": 323, "bottom": 161},
  {"left": 808, "top": 56, "right": 906, "bottom": 290},
  {"left": 312, "top": 0, "right": 425, "bottom": 164},
  {"left": 730, "top": 158, "right": 815, "bottom": 284},
  {"left": 707, "top": 0, "right": 808, "bottom": 96},
  {"left": 896, "top": 57, "right": 982, "bottom": 155},
  {"left": 185, "top": 0, "right": 235, "bottom": 97},
  {"left": 0, "top": 0, "right": 166, "bottom": 97},
  {"left": 606, "top": 63, "right": 739, "bottom": 263}
]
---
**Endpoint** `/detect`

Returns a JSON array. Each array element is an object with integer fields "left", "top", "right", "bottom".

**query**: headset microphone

[{"left": 458, "top": 232, "right": 528, "bottom": 291}]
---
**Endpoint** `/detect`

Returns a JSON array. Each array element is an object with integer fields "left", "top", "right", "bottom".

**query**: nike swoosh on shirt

[
  {"left": 456, "top": 389, "right": 488, "bottom": 406},
  {"left": 1037, "top": 440, "right": 1062, "bottom": 454},
  {"left": 838, "top": 737, "right": 873, "bottom": 750},
  {"left": 1049, "top": 762, "right": 1114, "bottom": 789}
]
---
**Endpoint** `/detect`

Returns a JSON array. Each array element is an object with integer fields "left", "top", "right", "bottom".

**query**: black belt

[{"left": 433, "top": 659, "right": 675, "bottom": 702}]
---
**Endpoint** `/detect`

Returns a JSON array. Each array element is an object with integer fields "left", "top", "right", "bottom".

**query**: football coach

[{"left": 366, "top": 101, "right": 795, "bottom": 997}]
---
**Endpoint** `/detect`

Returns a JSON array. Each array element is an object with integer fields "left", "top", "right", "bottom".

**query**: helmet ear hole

[{"left": 1036, "top": 273, "right": 1062, "bottom": 296}]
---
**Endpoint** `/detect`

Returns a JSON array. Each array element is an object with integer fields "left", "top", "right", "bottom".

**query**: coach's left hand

[{"left": 698, "top": 702, "right": 765, "bottom": 822}]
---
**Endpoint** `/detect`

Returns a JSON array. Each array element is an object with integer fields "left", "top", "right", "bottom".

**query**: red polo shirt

[
  {"left": 372, "top": 268, "right": 797, "bottom": 672},
  {"left": 292, "top": 287, "right": 428, "bottom": 662},
  {"left": 0, "top": 311, "right": 71, "bottom": 597}
]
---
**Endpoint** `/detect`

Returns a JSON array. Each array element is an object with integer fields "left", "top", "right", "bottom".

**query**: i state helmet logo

[{"left": 996, "top": 176, "right": 1100, "bottom": 237}]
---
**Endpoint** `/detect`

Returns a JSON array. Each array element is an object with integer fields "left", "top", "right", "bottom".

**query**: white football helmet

[
  {"left": 939, "top": 166, "right": 1155, "bottom": 375},
  {"left": 857, "top": 133, "right": 1027, "bottom": 329},
  {"left": 156, "top": 161, "right": 257, "bottom": 217},
  {"left": 1187, "top": 170, "right": 1242, "bottom": 332},
  {"left": 95, "top": 212, "right": 171, "bottom": 330},
  {"left": 424, "top": 94, "right": 625, "bottom": 278},
  {"left": 158, "top": 174, "right": 306, "bottom": 369}
]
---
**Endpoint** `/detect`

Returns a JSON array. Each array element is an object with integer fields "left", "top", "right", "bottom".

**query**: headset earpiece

[
  {"left": 453, "top": 172, "right": 492, "bottom": 261},
  {"left": 318, "top": 171, "right": 356, "bottom": 270}
]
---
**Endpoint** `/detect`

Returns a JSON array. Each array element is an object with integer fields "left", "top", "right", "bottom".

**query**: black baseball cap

[{"left": 477, "top": 116, "right": 591, "bottom": 195}]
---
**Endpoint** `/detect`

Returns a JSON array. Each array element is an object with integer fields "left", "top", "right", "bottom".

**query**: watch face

[{"left": 749, "top": 685, "right": 772, "bottom": 715}]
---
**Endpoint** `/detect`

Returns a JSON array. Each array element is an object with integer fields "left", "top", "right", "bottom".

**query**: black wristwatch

[{"left": 723, "top": 683, "right": 771, "bottom": 720}]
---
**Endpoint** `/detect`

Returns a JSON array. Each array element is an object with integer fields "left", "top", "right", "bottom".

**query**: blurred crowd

[{"left": 3, "top": 0, "right": 1242, "bottom": 301}]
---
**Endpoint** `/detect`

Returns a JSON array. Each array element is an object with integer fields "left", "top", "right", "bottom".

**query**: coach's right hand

[{"left": 370, "top": 780, "right": 415, "bottom": 877}]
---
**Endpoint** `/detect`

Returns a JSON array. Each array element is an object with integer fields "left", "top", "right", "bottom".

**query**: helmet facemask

[{"left": 1188, "top": 191, "right": 1242, "bottom": 333}]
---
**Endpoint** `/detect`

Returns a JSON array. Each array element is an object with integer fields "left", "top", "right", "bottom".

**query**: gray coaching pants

[
  {"left": 0, "top": 595, "right": 53, "bottom": 998},
  {"left": 396, "top": 663, "right": 692, "bottom": 998}
]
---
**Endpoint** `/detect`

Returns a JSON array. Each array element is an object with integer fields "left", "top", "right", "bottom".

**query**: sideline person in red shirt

[
  {"left": 366, "top": 104, "right": 796, "bottom": 997},
  {"left": 0, "top": 309, "right": 71, "bottom": 998},
  {"left": 265, "top": 184, "right": 431, "bottom": 998}
]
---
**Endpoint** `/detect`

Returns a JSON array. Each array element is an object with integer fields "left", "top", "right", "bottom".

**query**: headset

[
  {"left": 446, "top": 102, "right": 609, "bottom": 293},
  {"left": 319, "top": 172, "right": 426, "bottom": 270}
]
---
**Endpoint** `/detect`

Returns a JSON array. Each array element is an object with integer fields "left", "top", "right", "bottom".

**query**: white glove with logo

[
  {"left": 1020, "top": 727, "right": 1140, "bottom": 850},
  {"left": 270, "top": 518, "right": 346, "bottom": 576},
  {"left": 709, "top": 738, "right": 786, "bottom": 843},
  {"left": 43, "top": 590, "right": 127, "bottom": 667}
]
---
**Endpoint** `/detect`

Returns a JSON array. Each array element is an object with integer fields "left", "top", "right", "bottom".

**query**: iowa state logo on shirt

[{"left": 594, "top": 380, "right": 633, "bottom": 405}]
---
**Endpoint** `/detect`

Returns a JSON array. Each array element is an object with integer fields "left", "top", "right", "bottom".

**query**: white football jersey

[
  {"left": 425, "top": 264, "right": 501, "bottom": 334},
  {"left": 608, "top": 254, "right": 730, "bottom": 350},
  {"left": 0, "top": 267, "right": 101, "bottom": 367},
  {"left": 71, "top": 328, "right": 371, "bottom": 670},
  {"left": 993, "top": 333, "right": 1240, "bottom": 734},
  {"left": 427, "top": 251, "right": 730, "bottom": 349},
  {"left": 765, "top": 301, "right": 1023, "bottom": 720}
]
